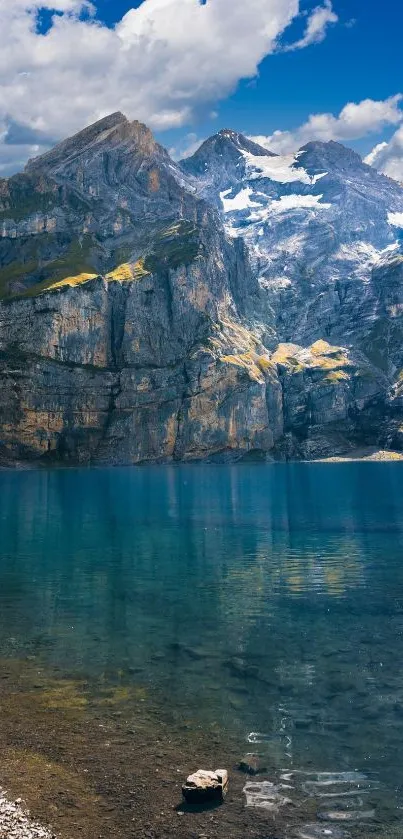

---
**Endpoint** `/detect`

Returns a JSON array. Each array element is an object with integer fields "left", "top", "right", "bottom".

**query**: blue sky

[
  {"left": 1, "top": 0, "right": 403, "bottom": 177},
  {"left": 90, "top": 0, "right": 403, "bottom": 157}
]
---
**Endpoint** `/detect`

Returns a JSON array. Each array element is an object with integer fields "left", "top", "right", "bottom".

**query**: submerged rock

[
  {"left": 238, "top": 753, "right": 268, "bottom": 775},
  {"left": 182, "top": 769, "right": 228, "bottom": 805},
  {"left": 243, "top": 780, "right": 293, "bottom": 811}
]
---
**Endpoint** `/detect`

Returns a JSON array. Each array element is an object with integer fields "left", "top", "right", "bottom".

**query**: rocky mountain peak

[
  {"left": 216, "top": 129, "right": 275, "bottom": 157},
  {"left": 179, "top": 129, "right": 277, "bottom": 206},
  {"left": 26, "top": 112, "right": 129, "bottom": 173},
  {"left": 181, "top": 129, "right": 274, "bottom": 177},
  {"left": 121, "top": 119, "right": 159, "bottom": 155},
  {"left": 24, "top": 113, "right": 164, "bottom": 182},
  {"left": 298, "top": 139, "right": 367, "bottom": 174}
]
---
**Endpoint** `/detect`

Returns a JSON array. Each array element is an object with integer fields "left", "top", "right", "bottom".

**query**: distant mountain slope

[
  {"left": 182, "top": 132, "right": 403, "bottom": 374},
  {"left": 0, "top": 116, "right": 402, "bottom": 464}
]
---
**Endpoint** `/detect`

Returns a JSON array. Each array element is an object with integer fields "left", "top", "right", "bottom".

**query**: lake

[{"left": 0, "top": 463, "right": 402, "bottom": 839}]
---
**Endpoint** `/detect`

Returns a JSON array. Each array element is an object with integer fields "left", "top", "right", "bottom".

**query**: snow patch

[
  {"left": 388, "top": 211, "right": 403, "bottom": 228},
  {"left": 248, "top": 194, "right": 331, "bottom": 222},
  {"left": 335, "top": 241, "right": 400, "bottom": 264},
  {"left": 241, "top": 150, "right": 327, "bottom": 186},
  {"left": 220, "top": 187, "right": 260, "bottom": 213},
  {"left": 269, "top": 194, "right": 331, "bottom": 213},
  {"left": 312, "top": 171, "right": 328, "bottom": 184}
]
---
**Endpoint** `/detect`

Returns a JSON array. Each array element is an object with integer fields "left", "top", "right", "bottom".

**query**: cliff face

[{"left": 0, "top": 116, "right": 402, "bottom": 464}]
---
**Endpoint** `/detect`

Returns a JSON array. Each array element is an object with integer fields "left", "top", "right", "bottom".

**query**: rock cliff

[{"left": 0, "top": 115, "right": 402, "bottom": 464}]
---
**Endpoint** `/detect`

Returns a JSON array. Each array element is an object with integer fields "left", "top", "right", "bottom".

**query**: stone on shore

[{"left": 182, "top": 769, "right": 228, "bottom": 805}]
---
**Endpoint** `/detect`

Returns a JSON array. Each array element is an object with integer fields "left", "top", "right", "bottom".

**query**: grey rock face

[{"left": 0, "top": 115, "right": 402, "bottom": 464}]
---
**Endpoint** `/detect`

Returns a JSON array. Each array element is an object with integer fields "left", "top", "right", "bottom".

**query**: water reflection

[{"left": 0, "top": 463, "right": 403, "bottom": 831}]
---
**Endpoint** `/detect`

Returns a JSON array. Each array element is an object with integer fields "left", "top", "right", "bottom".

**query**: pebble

[{"left": 0, "top": 788, "right": 55, "bottom": 839}]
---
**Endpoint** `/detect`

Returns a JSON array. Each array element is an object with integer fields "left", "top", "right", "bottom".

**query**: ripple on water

[
  {"left": 247, "top": 731, "right": 273, "bottom": 744},
  {"left": 281, "top": 771, "right": 369, "bottom": 785},
  {"left": 280, "top": 770, "right": 378, "bottom": 835},
  {"left": 318, "top": 808, "right": 376, "bottom": 822},
  {"left": 294, "top": 825, "right": 346, "bottom": 839}
]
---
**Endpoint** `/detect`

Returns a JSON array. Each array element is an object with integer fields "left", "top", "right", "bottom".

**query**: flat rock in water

[
  {"left": 182, "top": 769, "right": 228, "bottom": 805},
  {"left": 243, "top": 780, "right": 293, "bottom": 811},
  {"left": 238, "top": 753, "right": 268, "bottom": 775}
]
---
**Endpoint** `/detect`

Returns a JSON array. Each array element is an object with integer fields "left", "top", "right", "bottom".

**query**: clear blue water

[{"left": 1, "top": 463, "right": 403, "bottom": 837}]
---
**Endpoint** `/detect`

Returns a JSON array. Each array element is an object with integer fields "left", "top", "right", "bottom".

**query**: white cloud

[
  {"left": 0, "top": 141, "right": 46, "bottom": 176},
  {"left": 364, "top": 142, "right": 388, "bottom": 167},
  {"left": 365, "top": 126, "right": 403, "bottom": 183},
  {"left": 250, "top": 95, "right": 403, "bottom": 155},
  {"left": 0, "top": 0, "right": 341, "bottom": 175},
  {"left": 283, "top": 0, "right": 338, "bottom": 50},
  {"left": 169, "top": 132, "right": 205, "bottom": 161}
]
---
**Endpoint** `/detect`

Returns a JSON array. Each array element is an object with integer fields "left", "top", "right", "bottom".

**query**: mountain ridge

[{"left": 0, "top": 113, "right": 402, "bottom": 465}]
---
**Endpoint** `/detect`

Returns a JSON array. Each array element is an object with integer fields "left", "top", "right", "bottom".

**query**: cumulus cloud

[
  {"left": 282, "top": 0, "right": 338, "bottom": 50},
  {"left": 250, "top": 95, "right": 403, "bottom": 155},
  {"left": 365, "top": 126, "right": 403, "bottom": 182},
  {"left": 169, "top": 133, "right": 205, "bottom": 161},
  {"left": 0, "top": 0, "right": 340, "bottom": 175}
]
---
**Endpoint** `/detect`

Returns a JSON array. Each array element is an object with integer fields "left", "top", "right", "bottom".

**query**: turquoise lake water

[{"left": 0, "top": 463, "right": 403, "bottom": 837}]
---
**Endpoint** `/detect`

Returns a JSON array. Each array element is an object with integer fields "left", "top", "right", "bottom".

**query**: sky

[{"left": 0, "top": 0, "right": 403, "bottom": 178}]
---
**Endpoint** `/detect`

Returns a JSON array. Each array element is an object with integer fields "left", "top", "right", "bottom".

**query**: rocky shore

[
  {"left": 0, "top": 658, "right": 299, "bottom": 839},
  {"left": 316, "top": 448, "right": 403, "bottom": 461},
  {"left": 0, "top": 655, "right": 400, "bottom": 839},
  {"left": 0, "top": 789, "right": 55, "bottom": 839}
]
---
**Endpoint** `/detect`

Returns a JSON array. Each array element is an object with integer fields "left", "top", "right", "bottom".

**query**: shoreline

[
  {"left": 1, "top": 448, "right": 403, "bottom": 472},
  {"left": 312, "top": 448, "right": 403, "bottom": 462},
  {"left": 0, "top": 658, "right": 296, "bottom": 839}
]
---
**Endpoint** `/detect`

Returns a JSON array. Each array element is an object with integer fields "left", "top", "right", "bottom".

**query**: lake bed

[{"left": 0, "top": 463, "right": 402, "bottom": 839}]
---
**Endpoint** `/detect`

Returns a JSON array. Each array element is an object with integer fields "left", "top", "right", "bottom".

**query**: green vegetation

[
  {"left": 144, "top": 221, "right": 201, "bottom": 274},
  {"left": 0, "top": 173, "right": 91, "bottom": 223},
  {"left": 0, "top": 175, "right": 57, "bottom": 223},
  {"left": 221, "top": 350, "right": 274, "bottom": 382},
  {"left": 2, "top": 235, "right": 100, "bottom": 298},
  {"left": 0, "top": 259, "right": 39, "bottom": 297},
  {"left": 106, "top": 259, "right": 151, "bottom": 282},
  {"left": 0, "top": 219, "right": 202, "bottom": 300},
  {"left": 270, "top": 340, "right": 356, "bottom": 385},
  {"left": 325, "top": 370, "right": 350, "bottom": 384}
]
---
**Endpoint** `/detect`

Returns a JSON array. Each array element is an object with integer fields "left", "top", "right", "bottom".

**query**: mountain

[
  {"left": 183, "top": 131, "right": 403, "bottom": 451},
  {"left": 0, "top": 115, "right": 402, "bottom": 464}
]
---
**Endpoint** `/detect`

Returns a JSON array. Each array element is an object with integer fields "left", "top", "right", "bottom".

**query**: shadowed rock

[{"left": 182, "top": 769, "right": 228, "bottom": 805}]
